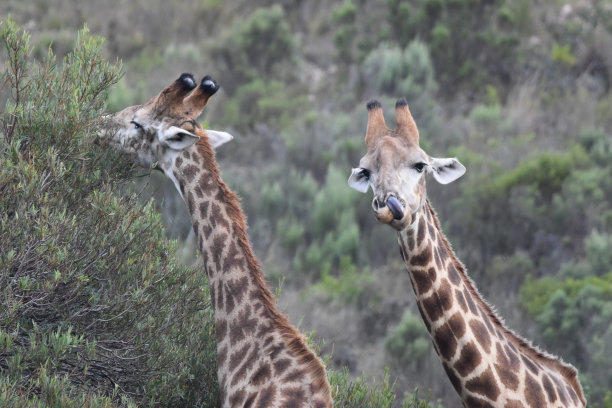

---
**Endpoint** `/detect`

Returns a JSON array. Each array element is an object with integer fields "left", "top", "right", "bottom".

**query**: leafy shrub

[
  {"left": 551, "top": 43, "right": 577, "bottom": 66},
  {"left": 519, "top": 230, "right": 612, "bottom": 405},
  {"left": 221, "top": 78, "right": 309, "bottom": 131},
  {"left": 331, "top": 368, "right": 444, "bottom": 408},
  {"left": 331, "top": 0, "right": 357, "bottom": 62},
  {"left": 213, "top": 5, "right": 296, "bottom": 91},
  {"left": 361, "top": 40, "right": 438, "bottom": 100},
  {"left": 385, "top": 310, "right": 430, "bottom": 368},
  {"left": 382, "top": 0, "right": 521, "bottom": 94},
  {"left": 0, "top": 19, "right": 219, "bottom": 407}
]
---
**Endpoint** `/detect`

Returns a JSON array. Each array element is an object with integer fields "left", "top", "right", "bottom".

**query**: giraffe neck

[
  {"left": 171, "top": 137, "right": 332, "bottom": 408},
  {"left": 397, "top": 200, "right": 585, "bottom": 408}
]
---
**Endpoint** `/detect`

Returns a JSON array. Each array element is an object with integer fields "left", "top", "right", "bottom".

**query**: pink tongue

[{"left": 386, "top": 196, "right": 404, "bottom": 220}]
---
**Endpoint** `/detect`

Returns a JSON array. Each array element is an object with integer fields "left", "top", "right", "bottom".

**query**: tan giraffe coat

[
  {"left": 105, "top": 74, "right": 332, "bottom": 408},
  {"left": 348, "top": 99, "right": 586, "bottom": 408},
  {"left": 398, "top": 201, "right": 585, "bottom": 408}
]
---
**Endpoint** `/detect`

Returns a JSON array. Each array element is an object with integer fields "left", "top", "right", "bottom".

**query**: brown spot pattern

[
  {"left": 456, "top": 289, "right": 468, "bottom": 312},
  {"left": 433, "top": 324, "right": 457, "bottom": 361},
  {"left": 470, "top": 319, "right": 492, "bottom": 353},
  {"left": 182, "top": 164, "right": 199, "bottom": 183},
  {"left": 199, "top": 200, "right": 210, "bottom": 219},
  {"left": 410, "top": 245, "right": 432, "bottom": 267},
  {"left": 495, "top": 343, "right": 519, "bottom": 390},
  {"left": 465, "top": 367, "right": 500, "bottom": 401},
  {"left": 283, "top": 369, "right": 305, "bottom": 382},
  {"left": 465, "top": 290, "right": 479, "bottom": 315},
  {"left": 229, "top": 389, "right": 245, "bottom": 407},
  {"left": 448, "top": 312, "right": 466, "bottom": 338},
  {"left": 229, "top": 342, "right": 251, "bottom": 371},
  {"left": 542, "top": 374, "right": 557, "bottom": 403},
  {"left": 417, "top": 218, "right": 426, "bottom": 242},
  {"left": 427, "top": 267, "right": 437, "bottom": 282},
  {"left": 525, "top": 373, "right": 546, "bottom": 407},
  {"left": 465, "top": 396, "right": 495, "bottom": 408},
  {"left": 453, "top": 341, "right": 481, "bottom": 376},
  {"left": 438, "top": 278, "right": 453, "bottom": 310},
  {"left": 521, "top": 355, "right": 539, "bottom": 375},
  {"left": 421, "top": 295, "right": 443, "bottom": 322},
  {"left": 255, "top": 384, "right": 277, "bottom": 408},
  {"left": 251, "top": 363, "right": 272, "bottom": 386},
  {"left": 216, "top": 318, "right": 228, "bottom": 342},
  {"left": 448, "top": 263, "right": 461, "bottom": 285},
  {"left": 280, "top": 387, "right": 306, "bottom": 407},
  {"left": 411, "top": 268, "right": 432, "bottom": 293},
  {"left": 273, "top": 358, "right": 291, "bottom": 375}
]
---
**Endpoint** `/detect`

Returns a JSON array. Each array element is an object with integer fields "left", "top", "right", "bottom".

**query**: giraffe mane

[
  {"left": 425, "top": 200, "right": 586, "bottom": 406},
  {"left": 194, "top": 129, "right": 330, "bottom": 392}
]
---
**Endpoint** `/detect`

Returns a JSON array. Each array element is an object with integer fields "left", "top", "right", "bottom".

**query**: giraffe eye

[
  {"left": 130, "top": 120, "right": 143, "bottom": 130},
  {"left": 413, "top": 162, "right": 427, "bottom": 173}
]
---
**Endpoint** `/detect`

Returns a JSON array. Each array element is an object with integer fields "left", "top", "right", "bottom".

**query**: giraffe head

[
  {"left": 348, "top": 99, "right": 466, "bottom": 230},
  {"left": 103, "top": 73, "right": 233, "bottom": 181}
]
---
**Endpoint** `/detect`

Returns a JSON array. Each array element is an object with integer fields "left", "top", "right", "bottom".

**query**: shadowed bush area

[{"left": 0, "top": 20, "right": 219, "bottom": 407}]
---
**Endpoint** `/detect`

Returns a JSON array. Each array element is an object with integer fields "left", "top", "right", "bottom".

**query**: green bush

[
  {"left": 331, "top": 0, "right": 357, "bottom": 62},
  {"left": 385, "top": 310, "right": 430, "bottom": 368},
  {"left": 551, "top": 43, "right": 577, "bottom": 66},
  {"left": 331, "top": 368, "right": 444, "bottom": 408},
  {"left": 381, "top": 0, "right": 521, "bottom": 94},
  {"left": 361, "top": 40, "right": 438, "bottom": 100},
  {"left": 519, "top": 230, "right": 612, "bottom": 404},
  {"left": 0, "top": 19, "right": 219, "bottom": 407},
  {"left": 221, "top": 78, "right": 309, "bottom": 131},
  {"left": 213, "top": 5, "right": 296, "bottom": 90}
]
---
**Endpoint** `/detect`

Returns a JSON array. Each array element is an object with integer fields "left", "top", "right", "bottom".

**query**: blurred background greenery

[{"left": 1, "top": 0, "right": 611, "bottom": 406}]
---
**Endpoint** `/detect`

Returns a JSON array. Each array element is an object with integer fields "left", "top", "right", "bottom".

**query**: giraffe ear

[
  {"left": 429, "top": 157, "right": 466, "bottom": 184},
  {"left": 159, "top": 126, "right": 200, "bottom": 150},
  {"left": 206, "top": 129, "right": 234, "bottom": 148}
]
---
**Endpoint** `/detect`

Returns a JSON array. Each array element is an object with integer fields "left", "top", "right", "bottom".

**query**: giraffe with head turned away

[
  {"left": 347, "top": 99, "right": 586, "bottom": 408},
  {"left": 102, "top": 73, "right": 333, "bottom": 408}
]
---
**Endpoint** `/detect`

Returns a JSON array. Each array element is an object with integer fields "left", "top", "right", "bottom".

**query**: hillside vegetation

[{"left": 1, "top": 0, "right": 612, "bottom": 406}]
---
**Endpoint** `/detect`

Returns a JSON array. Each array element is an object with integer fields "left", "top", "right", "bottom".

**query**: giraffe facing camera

[{"left": 348, "top": 99, "right": 586, "bottom": 408}]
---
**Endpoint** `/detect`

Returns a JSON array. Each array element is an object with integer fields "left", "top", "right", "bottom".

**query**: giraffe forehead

[{"left": 364, "top": 136, "right": 425, "bottom": 169}]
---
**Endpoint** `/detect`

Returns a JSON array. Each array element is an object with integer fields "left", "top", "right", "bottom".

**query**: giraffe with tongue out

[{"left": 348, "top": 98, "right": 585, "bottom": 408}]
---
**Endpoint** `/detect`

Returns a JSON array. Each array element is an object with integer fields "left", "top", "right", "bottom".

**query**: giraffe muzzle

[{"left": 372, "top": 195, "right": 405, "bottom": 225}]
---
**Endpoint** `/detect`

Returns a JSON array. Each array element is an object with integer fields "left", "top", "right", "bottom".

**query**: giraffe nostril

[{"left": 372, "top": 197, "right": 382, "bottom": 211}]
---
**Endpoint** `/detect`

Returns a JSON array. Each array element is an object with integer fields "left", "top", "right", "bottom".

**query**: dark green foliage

[
  {"left": 0, "top": 20, "right": 219, "bottom": 407},
  {"left": 330, "top": 368, "right": 443, "bottom": 408},
  {"left": 383, "top": 0, "right": 521, "bottom": 95},
  {"left": 361, "top": 40, "right": 438, "bottom": 100},
  {"left": 331, "top": 1, "right": 357, "bottom": 62},
  {"left": 221, "top": 78, "right": 309, "bottom": 131},
  {"left": 519, "top": 230, "right": 612, "bottom": 403},
  {"left": 213, "top": 5, "right": 296, "bottom": 92},
  {"left": 385, "top": 311, "right": 430, "bottom": 369}
]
